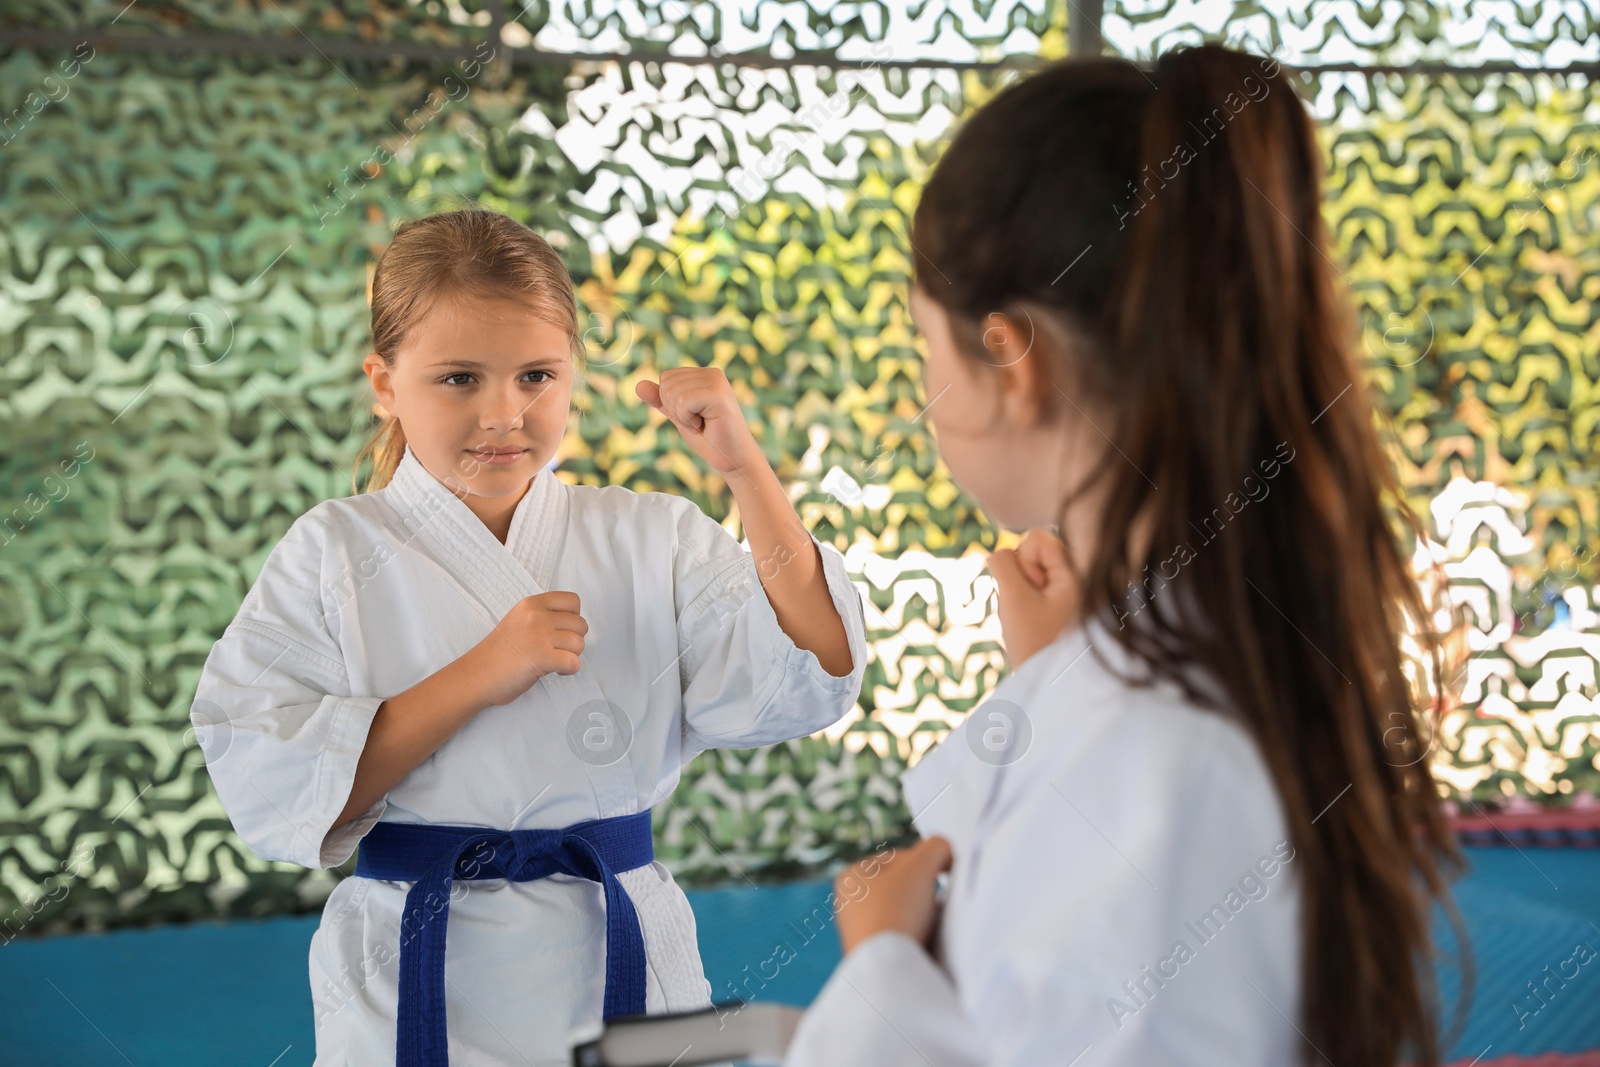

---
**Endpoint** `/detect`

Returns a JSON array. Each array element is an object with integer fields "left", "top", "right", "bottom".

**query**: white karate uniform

[
  {"left": 190, "top": 444, "right": 869, "bottom": 1066},
  {"left": 785, "top": 602, "right": 1303, "bottom": 1067}
]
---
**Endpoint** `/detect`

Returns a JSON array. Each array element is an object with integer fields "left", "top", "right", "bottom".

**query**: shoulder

[
  {"left": 235, "top": 493, "right": 394, "bottom": 620},
  {"left": 564, "top": 480, "right": 707, "bottom": 520},
  {"left": 563, "top": 480, "right": 737, "bottom": 553},
  {"left": 259, "top": 492, "right": 391, "bottom": 564},
  {"left": 1107, "top": 681, "right": 1282, "bottom": 832},
  {"left": 1002, "top": 628, "right": 1286, "bottom": 840},
  {"left": 564, "top": 480, "right": 679, "bottom": 520}
]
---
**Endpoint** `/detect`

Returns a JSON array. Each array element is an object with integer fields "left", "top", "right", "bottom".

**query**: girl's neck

[{"left": 459, "top": 480, "right": 533, "bottom": 544}]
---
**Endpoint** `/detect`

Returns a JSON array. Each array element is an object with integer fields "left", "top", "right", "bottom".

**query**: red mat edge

[
  {"left": 1449, "top": 807, "right": 1600, "bottom": 833},
  {"left": 1445, "top": 1053, "right": 1600, "bottom": 1067},
  {"left": 1448, "top": 805, "right": 1600, "bottom": 841}
]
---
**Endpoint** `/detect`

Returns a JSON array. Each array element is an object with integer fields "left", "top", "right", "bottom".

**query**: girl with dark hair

[{"left": 785, "top": 43, "right": 1466, "bottom": 1067}]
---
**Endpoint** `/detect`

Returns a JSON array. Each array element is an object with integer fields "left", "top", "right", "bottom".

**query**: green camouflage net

[{"left": 0, "top": 0, "right": 1596, "bottom": 934}]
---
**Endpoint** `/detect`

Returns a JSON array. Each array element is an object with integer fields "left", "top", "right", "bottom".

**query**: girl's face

[
  {"left": 364, "top": 295, "right": 574, "bottom": 502},
  {"left": 909, "top": 284, "right": 1085, "bottom": 532}
]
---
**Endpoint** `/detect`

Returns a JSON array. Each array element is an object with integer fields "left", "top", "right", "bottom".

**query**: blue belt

[{"left": 354, "top": 810, "right": 655, "bottom": 1067}]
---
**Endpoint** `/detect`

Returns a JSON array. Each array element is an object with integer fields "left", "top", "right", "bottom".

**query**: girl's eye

[{"left": 439, "top": 370, "right": 554, "bottom": 387}]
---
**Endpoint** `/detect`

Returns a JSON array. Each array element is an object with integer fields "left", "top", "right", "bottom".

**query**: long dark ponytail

[{"left": 912, "top": 44, "right": 1470, "bottom": 1065}]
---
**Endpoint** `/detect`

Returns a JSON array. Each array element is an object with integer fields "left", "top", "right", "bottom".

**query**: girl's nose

[{"left": 480, "top": 383, "right": 527, "bottom": 433}]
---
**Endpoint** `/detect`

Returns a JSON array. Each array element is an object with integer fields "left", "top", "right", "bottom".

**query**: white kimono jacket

[
  {"left": 191, "top": 445, "right": 869, "bottom": 1066},
  {"left": 785, "top": 607, "right": 1303, "bottom": 1066}
]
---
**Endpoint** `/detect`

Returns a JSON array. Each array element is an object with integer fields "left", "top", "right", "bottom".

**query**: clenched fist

[
  {"left": 469, "top": 591, "right": 589, "bottom": 707},
  {"left": 988, "top": 527, "right": 1081, "bottom": 669},
  {"left": 636, "top": 366, "right": 764, "bottom": 476},
  {"left": 834, "top": 836, "right": 954, "bottom": 956}
]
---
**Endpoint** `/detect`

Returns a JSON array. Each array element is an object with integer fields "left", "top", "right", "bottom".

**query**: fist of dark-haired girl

[{"left": 987, "top": 526, "right": 1079, "bottom": 668}]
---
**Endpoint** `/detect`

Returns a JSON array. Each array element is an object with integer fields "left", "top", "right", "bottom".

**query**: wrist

[
  {"left": 846, "top": 928, "right": 928, "bottom": 959},
  {"left": 727, "top": 449, "right": 779, "bottom": 493},
  {"left": 451, "top": 639, "right": 502, "bottom": 712}
]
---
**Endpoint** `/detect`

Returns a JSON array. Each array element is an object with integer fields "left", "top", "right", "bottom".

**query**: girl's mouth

[{"left": 468, "top": 447, "right": 528, "bottom": 467}]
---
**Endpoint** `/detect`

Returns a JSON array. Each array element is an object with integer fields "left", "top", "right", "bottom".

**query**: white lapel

[
  {"left": 902, "top": 675, "right": 1033, "bottom": 860},
  {"left": 386, "top": 445, "right": 641, "bottom": 818}
]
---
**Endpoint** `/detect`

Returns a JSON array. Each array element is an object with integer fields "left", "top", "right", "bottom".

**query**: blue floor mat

[
  {"left": 1429, "top": 848, "right": 1600, "bottom": 1061},
  {"left": 3, "top": 847, "right": 1597, "bottom": 1065}
]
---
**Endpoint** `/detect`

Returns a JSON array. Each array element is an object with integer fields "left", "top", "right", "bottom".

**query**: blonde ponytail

[{"left": 352, "top": 410, "right": 407, "bottom": 494}]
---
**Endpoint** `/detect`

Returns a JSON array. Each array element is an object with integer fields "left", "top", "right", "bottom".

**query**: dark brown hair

[
  {"left": 912, "top": 44, "right": 1470, "bottom": 1064},
  {"left": 356, "top": 207, "right": 582, "bottom": 492}
]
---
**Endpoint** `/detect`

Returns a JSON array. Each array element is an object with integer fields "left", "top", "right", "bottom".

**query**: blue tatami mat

[{"left": 3, "top": 848, "right": 1597, "bottom": 1066}]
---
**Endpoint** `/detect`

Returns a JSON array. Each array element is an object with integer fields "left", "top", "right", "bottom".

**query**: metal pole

[
  {"left": 1068, "top": 0, "right": 1104, "bottom": 58},
  {"left": 6, "top": 27, "right": 1599, "bottom": 77}
]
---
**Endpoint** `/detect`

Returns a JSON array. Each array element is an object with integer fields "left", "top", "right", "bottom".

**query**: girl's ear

[
  {"left": 979, "top": 309, "right": 1031, "bottom": 369},
  {"left": 362, "top": 352, "right": 396, "bottom": 410},
  {"left": 988, "top": 312, "right": 1056, "bottom": 430}
]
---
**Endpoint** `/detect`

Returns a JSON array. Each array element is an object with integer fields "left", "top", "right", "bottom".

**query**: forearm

[
  {"left": 730, "top": 460, "right": 854, "bottom": 677},
  {"left": 332, "top": 645, "right": 495, "bottom": 828}
]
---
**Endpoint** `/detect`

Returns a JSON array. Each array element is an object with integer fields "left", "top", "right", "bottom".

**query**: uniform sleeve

[
  {"left": 190, "top": 513, "right": 387, "bottom": 870},
  {"left": 785, "top": 716, "right": 1302, "bottom": 1067},
  {"left": 784, "top": 932, "right": 986, "bottom": 1066},
  {"left": 668, "top": 497, "right": 868, "bottom": 756}
]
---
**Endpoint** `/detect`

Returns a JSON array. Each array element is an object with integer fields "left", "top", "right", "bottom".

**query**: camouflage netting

[{"left": 1, "top": 0, "right": 1597, "bottom": 934}]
